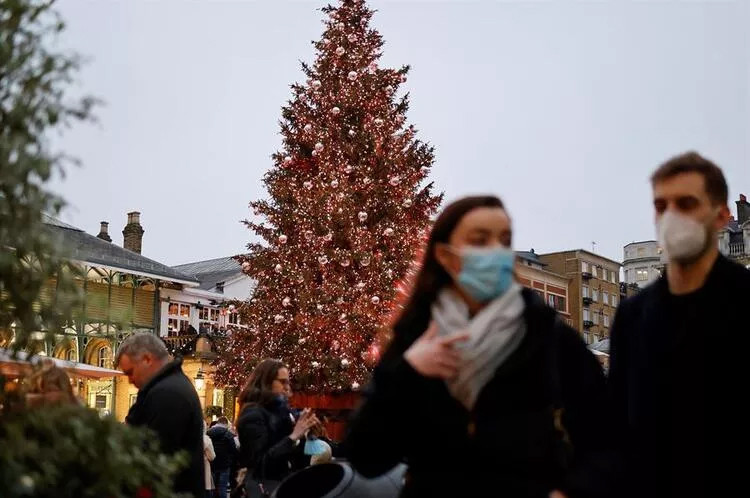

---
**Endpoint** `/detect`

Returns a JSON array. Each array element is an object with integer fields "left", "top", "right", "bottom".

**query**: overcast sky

[{"left": 50, "top": 0, "right": 749, "bottom": 266}]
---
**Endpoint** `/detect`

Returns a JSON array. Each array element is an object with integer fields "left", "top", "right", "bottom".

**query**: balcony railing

[
  {"left": 729, "top": 242, "right": 746, "bottom": 257},
  {"left": 162, "top": 333, "right": 220, "bottom": 360},
  {"left": 581, "top": 271, "right": 592, "bottom": 280},
  {"left": 162, "top": 335, "right": 193, "bottom": 351},
  {"left": 582, "top": 297, "right": 593, "bottom": 306}
]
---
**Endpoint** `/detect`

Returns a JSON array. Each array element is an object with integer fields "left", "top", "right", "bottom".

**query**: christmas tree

[{"left": 216, "top": 0, "right": 441, "bottom": 392}]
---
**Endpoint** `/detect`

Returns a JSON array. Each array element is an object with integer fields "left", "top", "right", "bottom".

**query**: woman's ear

[{"left": 435, "top": 243, "right": 460, "bottom": 277}]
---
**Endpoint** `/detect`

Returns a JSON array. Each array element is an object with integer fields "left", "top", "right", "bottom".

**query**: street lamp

[{"left": 194, "top": 368, "right": 205, "bottom": 391}]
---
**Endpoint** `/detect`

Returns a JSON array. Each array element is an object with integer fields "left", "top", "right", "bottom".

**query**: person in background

[
  {"left": 207, "top": 415, "right": 239, "bottom": 498},
  {"left": 608, "top": 152, "right": 750, "bottom": 498},
  {"left": 236, "top": 359, "right": 320, "bottom": 496},
  {"left": 117, "top": 332, "right": 204, "bottom": 498},
  {"left": 203, "top": 421, "right": 216, "bottom": 498},
  {"left": 345, "top": 195, "right": 616, "bottom": 498},
  {"left": 24, "top": 361, "right": 78, "bottom": 407}
]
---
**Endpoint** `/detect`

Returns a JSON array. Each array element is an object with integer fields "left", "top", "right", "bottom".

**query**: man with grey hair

[{"left": 117, "top": 332, "right": 204, "bottom": 497}]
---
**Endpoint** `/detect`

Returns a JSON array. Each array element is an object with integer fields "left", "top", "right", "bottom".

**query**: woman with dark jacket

[
  {"left": 345, "top": 196, "right": 616, "bottom": 498},
  {"left": 236, "top": 359, "right": 320, "bottom": 495}
]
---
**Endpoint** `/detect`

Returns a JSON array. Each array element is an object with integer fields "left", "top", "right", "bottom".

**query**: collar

[
  {"left": 657, "top": 254, "right": 729, "bottom": 297},
  {"left": 138, "top": 357, "right": 183, "bottom": 397}
]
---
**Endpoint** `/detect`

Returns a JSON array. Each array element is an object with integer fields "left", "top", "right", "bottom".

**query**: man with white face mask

[{"left": 609, "top": 152, "right": 750, "bottom": 498}]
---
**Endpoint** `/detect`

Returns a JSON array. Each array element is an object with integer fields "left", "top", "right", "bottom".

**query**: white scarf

[{"left": 431, "top": 283, "right": 527, "bottom": 410}]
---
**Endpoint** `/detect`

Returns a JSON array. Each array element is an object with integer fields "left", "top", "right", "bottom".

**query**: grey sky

[{"left": 51, "top": 0, "right": 749, "bottom": 267}]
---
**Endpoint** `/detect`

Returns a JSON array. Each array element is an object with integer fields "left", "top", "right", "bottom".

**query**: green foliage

[
  {"left": 0, "top": 0, "right": 97, "bottom": 351},
  {"left": 0, "top": 395, "right": 189, "bottom": 498}
]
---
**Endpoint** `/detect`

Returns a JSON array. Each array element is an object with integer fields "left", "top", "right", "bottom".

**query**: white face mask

[{"left": 656, "top": 210, "right": 712, "bottom": 264}]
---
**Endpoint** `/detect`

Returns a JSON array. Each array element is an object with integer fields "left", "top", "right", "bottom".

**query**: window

[
  {"left": 592, "top": 312, "right": 599, "bottom": 325},
  {"left": 582, "top": 261, "right": 589, "bottom": 273},
  {"left": 592, "top": 266, "right": 598, "bottom": 278},
  {"left": 592, "top": 289, "right": 599, "bottom": 302},
  {"left": 582, "top": 286, "right": 589, "bottom": 298},
  {"left": 611, "top": 271, "right": 617, "bottom": 284},
  {"left": 603, "top": 269, "right": 609, "bottom": 281},
  {"left": 604, "top": 314, "right": 610, "bottom": 328},
  {"left": 167, "top": 303, "right": 191, "bottom": 336},
  {"left": 636, "top": 268, "right": 649, "bottom": 282},
  {"left": 611, "top": 295, "right": 618, "bottom": 307},
  {"left": 213, "top": 389, "right": 225, "bottom": 408},
  {"left": 583, "top": 309, "right": 591, "bottom": 322},
  {"left": 228, "top": 312, "right": 241, "bottom": 326},
  {"left": 95, "top": 395, "right": 107, "bottom": 409},
  {"left": 548, "top": 294, "right": 567, "bottom": 313},
  {"left": 603, "top": 292, "right": 609, "bottom": 306},
  {"left": 66, "top": 349, "right": 76, "bottom": 362},
  {"left": 199, "top": 307, "right": 220, "bottom": 332},
  {"left": 97, "top": 347, "right": 111, "bottom": 369},
  {"left": 215, "top": 281, "right": 225, "bottom": 293}
]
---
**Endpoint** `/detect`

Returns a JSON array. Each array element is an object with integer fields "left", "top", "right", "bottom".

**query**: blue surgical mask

[
  {"left": 304, "top": 438, "right": 329, "bottom": 456},
  {"left": 451, "top": 246, "right": 515, "bottom": 302}
]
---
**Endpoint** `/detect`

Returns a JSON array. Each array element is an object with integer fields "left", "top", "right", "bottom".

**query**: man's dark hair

[
  {"left": 651, "top": 151, "right": 728, "bottom": 205},
  {"left": 217, "top": 416, "right": 229, "bottom": 425}
]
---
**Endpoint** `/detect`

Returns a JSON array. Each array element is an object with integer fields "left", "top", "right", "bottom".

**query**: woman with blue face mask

[
  {"left": 236, "top": 359, "right": 320, "bottom": 496},
  {"left": 345, "top": 196, "right": 616, "bottom": 498}
]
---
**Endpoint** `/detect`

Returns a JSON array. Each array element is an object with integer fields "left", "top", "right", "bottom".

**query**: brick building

[
  {"left": 538, "top": 249, "right": 621, "bottom": 344},
  {"left": 515, "top": 250, "right": 572, "bottom": 327}
]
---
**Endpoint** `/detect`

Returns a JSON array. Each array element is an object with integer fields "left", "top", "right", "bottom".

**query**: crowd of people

[{"left": 18, "top": 151, "right": 750, "bottom": 498}]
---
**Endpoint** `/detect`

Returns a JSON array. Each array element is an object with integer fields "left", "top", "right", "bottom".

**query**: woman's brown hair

[
  {"left": 25, "top": 360, "right": 77, "bottom": 406},
  {"left": 237, "top": 358, "right": 287, "bottom": 413}
]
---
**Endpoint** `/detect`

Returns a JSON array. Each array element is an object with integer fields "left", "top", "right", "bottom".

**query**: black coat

[
  {"left": 345, "top": 289, "right": 615, "bottom": 498},
  {"left": 207, "top": 424, "right": 239, "bottom": 472},
  {"left": 237, "top": 399, "right": 305, "bottom": 482},
  {"left": 608, "top": 255, "right": 750, "bottom": 498},
  {"left": 126, "top": 358, "right": 204, "bottom": 498}
]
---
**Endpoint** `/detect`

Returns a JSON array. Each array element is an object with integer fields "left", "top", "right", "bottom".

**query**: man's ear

[{"left": 715, "top": 204, "right": 731, "bottom": 230}]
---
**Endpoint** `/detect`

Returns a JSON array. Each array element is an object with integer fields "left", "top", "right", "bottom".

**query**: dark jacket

[
  {"left": 126, "top": 358, "right": 204, "bottom": 498},
  {"left": 237, "top": 398, "right": 305, "bottom": 482},
  {"left": 345, "top": 289, "right": 615, "bottom": 498},
  {"left": 207, "top": 424, "right": 238, "bottom": 472},
  {"left": 608, "top": 255, "right": 750, "bottom": 498}
]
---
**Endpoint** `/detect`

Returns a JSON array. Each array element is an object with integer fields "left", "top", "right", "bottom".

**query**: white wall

[{"left": 221, "top": 275, "right": 256, "bottom": 301}]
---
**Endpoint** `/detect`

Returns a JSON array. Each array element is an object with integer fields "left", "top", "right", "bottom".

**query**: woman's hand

[
  {"left": 404, "top": 321, "right": 468, "bottom": 380},
  {"left": 289, "top": 408, "right": 320, "bottom": 441}
]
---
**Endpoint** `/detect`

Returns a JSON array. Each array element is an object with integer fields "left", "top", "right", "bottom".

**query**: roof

[
  {"left": 589, "top": 338, "right": 610, "bottom": 354},
  {"left": 42, "top": 214, "right": 199, "bottom": 285},
  {"left": 0, "top": 348, "right": 124, "bottom": 379},
  {"left": 515, "top": 250, "right": 548, "bottom": 266},
  {"left": 172, "top": 256, "right": 245, "bottom": 291},
  {"left": 538, "top": 249, "right": 622, "bottom": 267},
  {"left": 623, "top": 240, "right": 658, "bottom": 248}
]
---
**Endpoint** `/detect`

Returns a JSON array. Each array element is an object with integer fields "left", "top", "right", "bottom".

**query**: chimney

[
  {"left": 96, "top": 221, "right": 112, "bottom": 242},
  {"left": 123, "top": 211, "right": 144, "bottom": 254},
  {"left": 736, "top": 194, "right": 750, "bottom": 225}
]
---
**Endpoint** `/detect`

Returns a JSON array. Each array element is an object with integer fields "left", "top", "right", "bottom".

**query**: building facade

[
  {"left": 2, "top": 214, "right": 251, "bottom": 421},
  {"left": 515, "top": 250, "right": 572, "bottom": 327},
  {"left": 623, "top": 240, "right": 663, "bottom": 288},
  {"left": 719, "top": 193, "right": 750, "bottom": 268},
  {"left": 18, "top": 213, "right": 203, "bottom": 419},
  {"left": 538, "top": 250, "right": 621, "bottom": 345}
]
